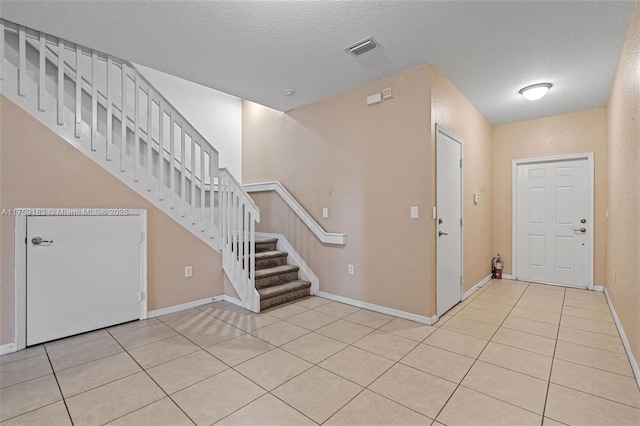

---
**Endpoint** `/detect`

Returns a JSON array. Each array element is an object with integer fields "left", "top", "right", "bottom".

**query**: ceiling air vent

[{"left": 346, "top": 37, "right": 377, "bottom": 56}]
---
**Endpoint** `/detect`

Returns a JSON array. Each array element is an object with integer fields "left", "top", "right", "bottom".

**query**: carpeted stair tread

[
  {"left": 258, "top": 280, "right": 311, "bottom": 299},
  {"left": 254, "top": 250, "right": 288, "bottom": 260},
  {"left": 255, "top": 264, "right": 299, "bottom": 279},
  {"left": 255, "top": 237, "right": 278, "bottom": 245}
]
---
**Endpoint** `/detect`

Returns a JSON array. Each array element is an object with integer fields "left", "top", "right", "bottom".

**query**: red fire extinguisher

[{"left": 492, "top": 254, "right": 503, "bottom": 279}]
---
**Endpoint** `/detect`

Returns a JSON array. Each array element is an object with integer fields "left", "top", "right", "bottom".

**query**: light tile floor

[{"left": 1, "top": 280, "right": 639, "bottom": 425}]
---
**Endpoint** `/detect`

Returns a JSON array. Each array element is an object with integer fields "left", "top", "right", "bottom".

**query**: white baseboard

[
  {"left": 593, "top": 285, "right": 604, "bottom": 292},
  {"left": 603, "top": 288, "right": 640, "bottom": 391},
  {"left": 0, "top": 343, "right": 17, "bottom": 355},
  {"left": 316, "top": 291, "right": 438, "bottom": 325},
  {"left": 223, "top": 295, "right": 244, "bottom": 307},
  {"left": 148, "top": 296, "right": 220, "bottom": 318},
  {"left": 502, "top": 274, "right": 514, "bottom": 280},
  {"left": 463, "top": 274, "right": 492, "bottom": 301}
]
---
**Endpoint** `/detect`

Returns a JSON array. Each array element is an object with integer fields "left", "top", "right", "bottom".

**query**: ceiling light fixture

[
  {"left": 519, "top": 83, "right": 552, "bottom": 101},
  {"left": 283, "top": 89, "right": 295, "bottom": 96}
]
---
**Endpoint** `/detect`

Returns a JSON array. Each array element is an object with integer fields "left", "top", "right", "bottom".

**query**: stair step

[
  {"left": 255, "top": 250, "right": 288, "bottom": 270},
  {"left": 255, "top": 237, "right": 278, "bottom": 253},
  {"left": 255, "top": 264, "right": 299, "bottom": 289},
  {"left": 259, "top": 280, "right": 311, "bottom": 310}
]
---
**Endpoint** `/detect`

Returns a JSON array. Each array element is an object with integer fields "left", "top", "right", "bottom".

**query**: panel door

[
  {"left": 517, "top": 159, "right": 589, "bottom": 287},
  {"left": 27, "top": 215, "right": 142, "bottom": 345}
]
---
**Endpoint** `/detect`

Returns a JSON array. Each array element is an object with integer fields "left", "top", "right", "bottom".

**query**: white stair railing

[
  {"left": 0, "top": 20, "right": 260, "bottom": 312},
  {"left": 219, "top": 169, "right": 261, "bottom": 312}
]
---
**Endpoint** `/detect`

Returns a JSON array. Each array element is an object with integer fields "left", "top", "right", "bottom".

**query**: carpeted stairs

[{"left": 254, "top": 237, "right": 311, "bottom": 310}]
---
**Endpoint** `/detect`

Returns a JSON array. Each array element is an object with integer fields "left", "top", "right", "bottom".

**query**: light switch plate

[
  {"left": 322, "top": 208, "right": 329, "bottom": 218},
  {"left": 410, "top": 206, "right": 419, "bottom": 219}
]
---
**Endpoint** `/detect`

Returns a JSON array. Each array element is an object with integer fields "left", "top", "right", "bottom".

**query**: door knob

[
  {"left": 438, "top": 231, "right": 448, "bottom": 237},
  {"left": 574, "top": 228, "right": 586, "bottom": 233},
  {"left": 31, "top": 237, "right": 53, "bottom": 245}
]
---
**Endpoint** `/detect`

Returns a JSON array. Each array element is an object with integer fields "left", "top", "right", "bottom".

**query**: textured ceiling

[{"left": 0, "top": 1, "right": 635, "bottom": 125}]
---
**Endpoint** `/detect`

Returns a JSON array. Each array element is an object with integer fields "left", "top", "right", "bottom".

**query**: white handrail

[{"left": 243, "top": 181, "right": 347, "bottom": 245}]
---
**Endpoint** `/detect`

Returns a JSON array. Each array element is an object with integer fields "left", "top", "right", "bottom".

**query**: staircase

[
  {"left": 254, "top": 237, "right": 311, "bottom": 310},
  {"left": 0, "top": 19, "right": 269, "bottom": 312}
]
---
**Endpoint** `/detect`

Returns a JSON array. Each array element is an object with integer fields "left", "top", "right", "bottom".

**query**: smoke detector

[{"left": 345, "top": 37, "right": 378, "bottom": 56}]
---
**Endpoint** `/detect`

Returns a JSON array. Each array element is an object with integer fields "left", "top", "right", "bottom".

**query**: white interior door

[
  {"left": 436, "top": 127, "right": 463, "bottom": 316},
  {"left": 27, "top": 215, "right": 143, "bottom": 345},
  {"left": 516, "top": 158, "right": 591, "bottom": 287}
]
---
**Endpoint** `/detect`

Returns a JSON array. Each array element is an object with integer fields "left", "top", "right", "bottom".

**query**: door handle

[
  {"left": 438, "top": 231, "right": 448, "bottom": 237},
  {"left": 31, "top": 237, "right": 53, "bottom": 245},
  {"left": 574, "top": 228, "right": 586, "bottom": 233}
]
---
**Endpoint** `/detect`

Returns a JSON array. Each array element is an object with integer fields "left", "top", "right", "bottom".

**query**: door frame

[
  {"left": 14, "top": 209, "right": 148, "bottom": 351},
  {"left": 512, "top": 153, "right": 594, "bottom": 289},
  {"left": 435, "top": 124, "right": 464, "bottom": 316}
]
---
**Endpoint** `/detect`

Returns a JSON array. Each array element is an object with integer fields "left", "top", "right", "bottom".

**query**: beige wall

[
  {"left": 243, "top": 64, "right": 494, "bottom": 317},
  {"left": 492, "top": 108, "right": 608, "bottom": 285},
  {"left": 0, "top": 96, "right": 224, "bottom": 345},
  {"left": 606, "top": 2, "right": 640, "bottom": 362},
  {"left": 431, "top": 68, "right": 494, "bottom": 296},
  {"left": 244, "top": 65, "right": 434, "bottom": 317}
]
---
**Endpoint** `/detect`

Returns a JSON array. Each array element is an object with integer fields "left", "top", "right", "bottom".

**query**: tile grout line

[
  {"left": 213, "top": 300, "right": 375, "bottom": 425},
  {"left": 102, "top": 327, "right": 200, "bottom": 426},
  {"left": 155, "top": 300, "right": 318, "bottom": 424},
  {"left": 43, "top": 344, "right": 75, "bottom": 426},
  {"left": 540, "top": 285, "right": 567, "bottom": 422},
  {"left": 318, "top": 311, "right": 430, "bottom": 424},
  {"left": 430, "top": 281, "right": 536, "bottom": 423}
]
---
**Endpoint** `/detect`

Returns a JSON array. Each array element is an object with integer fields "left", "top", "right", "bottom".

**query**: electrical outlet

[
  {"left": 185, "top": 266, "right": 193, "bottom": 277},
  {"left": 323, "top": 208, "right": 329, "bottom": 218},
  {"left": 348, "top": 264, "right": 355, "bottom": 275}
]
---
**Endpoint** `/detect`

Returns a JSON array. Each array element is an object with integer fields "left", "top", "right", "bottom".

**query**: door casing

[
  {"left": 512, "top": 153, "right": 594, "bottom": 289},
  {"left": 436, "top": 124, "right": 464, "bottom": 316},
  {"left": 14, "top": 209, "right": 147, "bottom": 351}
]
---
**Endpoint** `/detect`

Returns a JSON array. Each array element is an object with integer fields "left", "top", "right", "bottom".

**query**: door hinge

[
  {"left": 460, "top": 218, "right": 463, "bottom": 226},
  {"left": 460, "top": 159, "right": 463, "bottom": 168},
  {"left": 139, "top": 232, "right": 145, "bottom": 242},
  {"left": 138, "top": 292, "right": 146, "bottom": 302}
]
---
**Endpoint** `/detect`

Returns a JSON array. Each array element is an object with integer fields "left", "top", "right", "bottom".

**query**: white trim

[
  {"left": 502, "top": 274, "right": 514, "bottom": 280},
  {"left": 603, "top": 288, "right": 640, "bottom": 391},
  {"left": 256, "top": 232, "right": 320, "bottom": 295},
  {"left": 244, "top": 182, "right": 347, "bottom": 245},
  {"left": 435, "top": 124, "right": 464, "bottom": 316},
  {"left": 15, "top": 215, "right": 27, "bottom": 351},
  {"left": 0, "top": 343, "right": 17, "bottom": 355},
  {"left": 222, "top": 295, "right": 244, "bottom": 307},
  {"left": 462, "top": 274, "right": 492, "bottom": 301},
  {"left": 14, "top": 209, "right": 148, "bottom": 350},
  {"left": 316, "top": 291, "right": 438, "bottom": 325},
  {"left": 148, "top": 296, "right": 218, "bottom": 318},
  {"left": 139, "top": 210, "right": 148, "bottom": 319},
  {"left": 593, "top": 285, "right": 604, "bottom": 292},
  {"left": 512, "top": 153, "right": 594, "bottom": 289}
]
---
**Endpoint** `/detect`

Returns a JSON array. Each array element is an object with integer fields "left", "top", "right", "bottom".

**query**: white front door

[
  {"left": 516, "top": 157, "right": 591, "bottom": 287},
  {"left": 27, "top": 215, "right": 143, "bottom": 345},
  {"left": 436, "top": 127, "right": 463, "bottom": 316}
]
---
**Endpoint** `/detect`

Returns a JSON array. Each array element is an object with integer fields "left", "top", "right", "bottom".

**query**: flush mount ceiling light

[
  {"left": 519, "top": 83, "right": 552, "bottom": 101},
  {"left": 345, "top": 36, "right": 378, "bottom": 56},
  {"left": 283, "top": 89, "right": 295, "bottom": 96}
]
